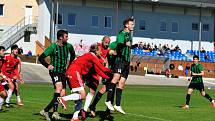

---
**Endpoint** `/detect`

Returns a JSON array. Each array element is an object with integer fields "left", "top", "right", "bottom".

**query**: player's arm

[
  {"left": 90, "top": 54, "right": 111, "bottom": 73},
  {"left": 38, "top": 44, "right": 54, "bottom": 70},
  {"left": 191, "top": 65, "right": 204, "bottom": 76},
  {"left": 69, "top": 44, "right": 76, "bottom": 64},
  {"left": 94, "top": 65, "right": 110, "bottom": 79},
  {"left": 14, "top": 58, "right": 24, "bottom": 84}
]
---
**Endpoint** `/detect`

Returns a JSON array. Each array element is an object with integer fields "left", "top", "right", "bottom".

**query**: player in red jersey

[
  {"left": 58, "top": 44, "right": 111, "bottom": 121},
  {"left": 2, "top": 45, "right": 24, "bottom": 107},
  {"left": 0, "top": 46, "right": 7, "bottom": 111},
  {"left": 81, "top": 36, "right": 111, "bottom": 119}
]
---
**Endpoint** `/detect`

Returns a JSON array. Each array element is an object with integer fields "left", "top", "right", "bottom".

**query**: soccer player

[
  {"left": 38, "top": 30, "right": 75, "bottom": 120},
  {"left": 182, "top": 55, "right": 215, "bottom": 109},
  {"left": 0, "top": 46, "right": 7, "bottom": 111},
  {"left": 89, "top": 40, "right": 117, "bottom": 117},
  {"left": 2, "top": 44, "right": 24, "bottom": 107},
  {"left": 58, "top": 44, "right": 112, "bottom": 121},
  {"left": 81, "top": 36, "right": 111, "bottom": 119},
  {"left": 105, "top": 17, "right": 136, "bottom": 114}
]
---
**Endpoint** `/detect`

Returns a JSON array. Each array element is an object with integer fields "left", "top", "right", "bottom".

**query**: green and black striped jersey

[
  {"left": 115, "top": 30, "right": 132, "bottom": 62},
  {"left": 43, "top": 42, "right": 75, "bottom": 73}
]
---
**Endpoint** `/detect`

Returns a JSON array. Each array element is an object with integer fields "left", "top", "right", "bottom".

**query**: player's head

[
  {"left": 123, "top": 17, "right": 134, "bottom": 31},
  {"left": 57, "top": 29, "right": 68, "bottom": 44},
  {"left": 102, "top": 36, "right": 110, "bottom": 49},
  {"left": 0, "top": 46, "right": 5, "bottom": 56},
  {"left": 89, "top": 44, "right": 101, "bottom": 56},
  {"left": 193, "top": 55, "right": 199, "bottom": 64},
  {"left": 11, "top": 44, "right": 19, "bottom": 55}
]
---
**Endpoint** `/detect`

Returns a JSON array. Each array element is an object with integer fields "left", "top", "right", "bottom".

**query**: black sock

[
  {"left": 116, "top": 88, "right": 123, "bottom": 106},
  {"left": 106, "top": 83, "right": 116, "bottom": 102},
  {"left": 53, "top": 93, "right": 60, "bottom": 112},
  {"left": 186, "top": 94, "right": 191, "bottom": 105},
  {"left": 204, "top": 94, "right": 213, "bottom": 102},
  {"left": 44, "top": 93, "right": 56, "bottom": 112},
  {"left": 90, "top": 92, "right": 103, "bottom": 110}
]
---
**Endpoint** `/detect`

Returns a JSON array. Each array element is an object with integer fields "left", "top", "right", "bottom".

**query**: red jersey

[
  {"left": 66, "top": 52, "right": 111, "bottom": 79},
  {"left": 97, "top": 43, "right": 110, "bottom": 62},
  {"left": 2, "top": 54, "right": 21, "bottom": 79}
]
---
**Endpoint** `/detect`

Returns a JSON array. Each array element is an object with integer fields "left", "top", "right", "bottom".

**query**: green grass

[{"left": 0, "top": 83, "right": 215, "bottom": 121}]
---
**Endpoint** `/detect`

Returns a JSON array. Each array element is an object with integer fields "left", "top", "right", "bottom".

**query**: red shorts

[
  {"left": 0, "top": 83, "right": 5, "bottom": 92},
  {"left": 67, "top": 69, "right": 84, "bottom": 89}
]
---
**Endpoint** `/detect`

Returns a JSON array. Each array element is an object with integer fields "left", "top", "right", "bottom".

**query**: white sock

[
  {"left": 72, "top": 110, "right": 80, "bottom": 119},
  {"left": 17, "top": 96, "right": 21, "bottom": 103},
  {"left": 62, "top": 93, "right": 81, "bottom": 101},
  {"left": 0, "top": 97, "right": 4, "bottom": 109},
  {"left": 6, "top": 89, "right": 13, "bottom": 104},
  {"left": 83, "top": 93, "right": 94, "bottom": 111}
]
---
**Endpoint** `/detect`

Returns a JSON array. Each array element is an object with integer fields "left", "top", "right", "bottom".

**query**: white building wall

[{"left": 37, "top": 0, "right": 50, "bottom": 44}]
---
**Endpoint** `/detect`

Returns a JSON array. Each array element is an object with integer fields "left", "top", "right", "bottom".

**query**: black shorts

[
  {"left": 49, "top": 72, "right": 67, "bottom": 89},
  {"left": 113, "top": 60, "right": 130, "bottom": 79},
  {"left": 188, "top": 83, "right": 205, "bottom": 92},
  {"left": 84, "top": 76, "right": 99, "bottom": 92}
]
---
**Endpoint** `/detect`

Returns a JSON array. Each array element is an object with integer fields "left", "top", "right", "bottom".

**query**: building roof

[{"left": 98, "top": 0, "right": 215, "bottom": 8}]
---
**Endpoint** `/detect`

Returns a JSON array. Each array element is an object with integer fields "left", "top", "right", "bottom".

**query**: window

[
  {"left": 203, "top": 24, "right": 209, "bottom": 31},
  {"left": 139, "top": 20, "right": 146, "bottom": 31},
  {"left": 192, "top": 23, "right": 198, "bottom": 30},
  {"left": 24, "top": 31, "right": 31, "bottom": 42},
  {"left": 0, "top": 4, "right": 3, "bottom": 16},
  {"left": 160, "top": 21, "right": 167, "bottom": 32},
  {"left": 104, "top": 16, "right": 112, "bottom": 28},
  {"left": 68, "top": 13, "right": 76, "bottom": 26},
  {"left": 91, "top": 15, "right": 99, "bottom": 27},
  {"left": 54, "top": 13, "right": 63, "bottom": 25},
  {"left": 172, "top": 22, "right": 179, "bottom": 33}
]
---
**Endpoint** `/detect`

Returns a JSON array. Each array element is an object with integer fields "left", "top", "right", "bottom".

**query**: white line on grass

[
  {"left": 11, "top": 99, "right": 172, "bottom": 121},
  {"left": 126, "top": 113, "right": 172, "bottom": 121}
]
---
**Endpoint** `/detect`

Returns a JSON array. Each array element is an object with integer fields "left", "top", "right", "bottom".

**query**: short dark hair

[
  {"left": 193, "top": 55, "right": 199, "bottom": 60},
  {"left": 11, "top": 44, "right": 18, "bottom": 50},
  {"left": 123, "top": 17, "right": 134, "bottom": 28},
  {"left": 57, "top": 30, "right": 68, "bottom": 40},
  {"left": 0, "top": 46, "right": 5, "bottom": 51}
]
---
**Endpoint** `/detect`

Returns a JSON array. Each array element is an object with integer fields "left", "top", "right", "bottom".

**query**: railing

[{"left": 1, "top": 16, "right": 38, "bottom": 43}]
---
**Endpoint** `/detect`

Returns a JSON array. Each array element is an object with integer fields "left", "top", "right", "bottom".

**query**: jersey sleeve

[
  {"left": 199, "top": 64, "right": 204, "bottom": 71},
  {"left": 43, "top": 43, "right": 55, "bottom": 57},
  {"left": 117, "top": 32, "right": 125, "bottom": 44}
]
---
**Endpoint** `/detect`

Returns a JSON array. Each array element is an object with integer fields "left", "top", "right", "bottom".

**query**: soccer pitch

[{"left": 0, "top": 83, "right": 215, "bottom": 121}]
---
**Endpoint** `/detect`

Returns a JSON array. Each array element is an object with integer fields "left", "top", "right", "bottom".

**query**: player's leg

[
  {"left": 198, "top": 84, "right": 215, "bottom": 108},
  {"left": 0, "top": 84, "right": 7, "bottom": 111},
  {"left": 182, "top": 88, "right": 193, "bottom": 109},
  {"left": 51, "top": 81, "right": 63, "bottom": 120},
  {"left": 71, "top": 89, "right": 86, "bottom": 121},
  {"left": 5, "top": 80, "right": 14, "bottom": 107},
  {"left": 13, "top": 81, "right": 24, "bottom": 106},
  {"left": 89, "top": 85, "right": 106, "bottom": 117},
  {"left": 105, "top": 73, "right": 120, "bottom": 110},
  {"left": 114, "top": 77, "right": 126, "bottom": 114},
  {"left": 40, "top": 73, "right": 61, "bottom": 120},
  {"left": 114, "top": 62, "right": 129, "bottom": 114},
  {"left": 82, "top": 87, "right": 96, "bottom": 120}
]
